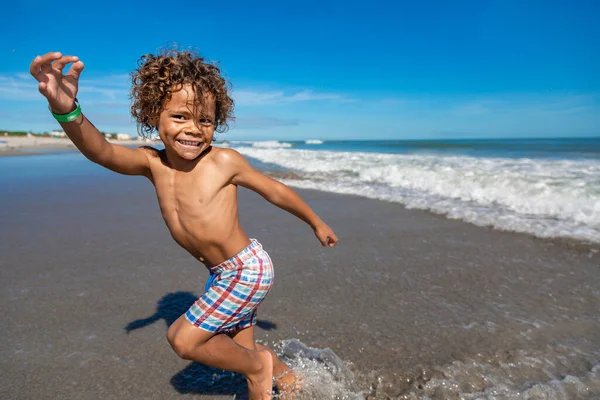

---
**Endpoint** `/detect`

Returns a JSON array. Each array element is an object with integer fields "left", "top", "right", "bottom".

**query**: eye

[
  {"left": 172, "top": 114, "right": 185, "bottom": 120},
  {"left": 199, "top": 118, "right": 213, "bottom": 127}
]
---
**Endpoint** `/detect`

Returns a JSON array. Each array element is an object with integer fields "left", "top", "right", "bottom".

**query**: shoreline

[
  {"left": 3, "top": 137, "right": 598, "bottom": 251},
  {"left": 0, "top": 136, "right": 152, "bottom": 156},
  {"left": 265, "top": 168, "right": 600, "bottom": 252}
]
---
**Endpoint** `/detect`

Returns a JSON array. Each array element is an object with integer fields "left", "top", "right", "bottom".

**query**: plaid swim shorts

[{"left": 185, "top": 239, "right": 274, "bottom": 333}]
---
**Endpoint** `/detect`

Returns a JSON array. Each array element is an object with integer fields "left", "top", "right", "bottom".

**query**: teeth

[{"left": 178, "top": 140, "right": 200, "bottom": 146}]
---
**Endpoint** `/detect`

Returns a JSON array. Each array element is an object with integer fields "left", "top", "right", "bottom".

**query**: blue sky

[{"left": 1, "top": 0, "right": 599, "bottom": 140}]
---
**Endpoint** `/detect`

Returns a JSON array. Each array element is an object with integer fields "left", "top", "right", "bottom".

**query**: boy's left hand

[{"left": 314, "top": 224, "right": 339, "bottom": 247}]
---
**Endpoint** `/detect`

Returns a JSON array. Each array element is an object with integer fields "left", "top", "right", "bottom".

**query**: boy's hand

[
  {"left": 30, "top": 52, "right": 84, "bottom": 114},
  {"left": 314, "top": 223, "right": 339, "bottom": 247}
]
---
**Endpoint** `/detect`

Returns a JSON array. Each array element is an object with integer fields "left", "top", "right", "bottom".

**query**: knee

[{"left": 167, "top": 326, "right": 193, "bottom": 360}]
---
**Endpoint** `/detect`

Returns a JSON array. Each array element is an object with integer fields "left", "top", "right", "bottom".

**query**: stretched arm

[
  {"left": 225, "top": 149, "right": 339, "bottom": 247},
  {"left": 30, "top": 52, "right": 151, "bottom": 177}
]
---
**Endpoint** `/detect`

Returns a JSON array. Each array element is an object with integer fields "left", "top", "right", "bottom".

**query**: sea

[{"left": 224, "top": 137, "right": 600, "bottom": 245}]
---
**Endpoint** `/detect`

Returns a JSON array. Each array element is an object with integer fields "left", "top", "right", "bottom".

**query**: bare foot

[
  {"left": 275, "top": 369, "right": 303, "bottom": 399},
  {"left": 246, "top": 349, "right": 274, "bottom": 400}
]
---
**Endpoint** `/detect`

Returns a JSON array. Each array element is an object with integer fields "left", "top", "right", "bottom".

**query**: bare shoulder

[
  {"left": 209, "top": 147, "right": 255, "bottom": 185},
  {"left": 138, "top": 145, "right": 162, "bottom": 157},
  {"left": 210, "top": 147, "right": 247, "bottom": 167},
  {"left": 211, "top": 147, "right": 243, "bottom": 160},
  {"left": 135, "top": 146, "right": 165, "bottom": 179},
  {"left": 140, "top": 146, "right": 171, "bottom": 166},
  {"left": 137, "top": 145, "right": 162, "bottom": 165}
]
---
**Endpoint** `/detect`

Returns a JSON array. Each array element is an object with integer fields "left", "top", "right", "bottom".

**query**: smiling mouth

[{"left": 176, "top": 139, "right": 202, "bottom": 147}]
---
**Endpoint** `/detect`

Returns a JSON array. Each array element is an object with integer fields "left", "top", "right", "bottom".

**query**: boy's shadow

[{"left": 125, "top": 291, "right": 277, "bottom": 397}]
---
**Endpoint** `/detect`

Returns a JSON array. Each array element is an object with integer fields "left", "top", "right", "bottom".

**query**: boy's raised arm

[
  {"left": 30, "top": 52, "right": 150, "bottom": 177},
  {"left": 224, "top": 149, "right": 339, "bottom": 247}
]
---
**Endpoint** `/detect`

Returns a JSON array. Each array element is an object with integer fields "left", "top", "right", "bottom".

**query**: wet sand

[
  {"left": 0, "top": 136, "right": 147, "bottom": 156},
  {"left": 1, "top": 167, "right": 599, "bottom": 399}
]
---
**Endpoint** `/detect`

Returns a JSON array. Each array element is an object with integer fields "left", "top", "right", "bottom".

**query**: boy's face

[{"left": 157, "top": 84, "right": 216, "bottom": 161}]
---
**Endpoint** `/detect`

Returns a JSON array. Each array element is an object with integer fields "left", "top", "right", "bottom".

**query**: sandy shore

[
  {"left": 0, "top": 136, "right": 150, "bottom": 156},
  {"left": 1, "top": 155, "right": 599, "bottom": 399}
]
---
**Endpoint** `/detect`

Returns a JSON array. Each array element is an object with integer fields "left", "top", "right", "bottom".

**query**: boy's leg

[
  {"left": 167, "top": 315, "right": 273, "bottom": 400},
  {"left": 230, "top": 326, "right": 301, "bottom": 397}
]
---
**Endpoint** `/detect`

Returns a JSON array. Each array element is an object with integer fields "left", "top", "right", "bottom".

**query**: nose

[{"left": 184, "top": 121, "right": 202, "bottom": 135}]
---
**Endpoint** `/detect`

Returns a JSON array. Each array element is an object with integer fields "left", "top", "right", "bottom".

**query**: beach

[
  {"left": 0, "top": 136, "right": 147, "bottom": 156},
  {"left": 1, "top": 150, "right": 599, "bottom": 399}
]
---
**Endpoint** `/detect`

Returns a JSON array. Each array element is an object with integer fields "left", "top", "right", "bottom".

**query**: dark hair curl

[{"left": 130, "top": 48, "right": 234, "bottom": 138}]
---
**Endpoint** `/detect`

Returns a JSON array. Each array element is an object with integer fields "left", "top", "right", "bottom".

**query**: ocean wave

[
  {"left": 230, "top": 140, "right": 294, "bottom": 148},
  {"left": 305, "top": 139, "right": 324, "bottom": 145},
  {"left": 250, "top": 141, "right": 293, "bottom": 148},
  {"left": 235, "top": 147, "right": 600, "bottom": 243}
]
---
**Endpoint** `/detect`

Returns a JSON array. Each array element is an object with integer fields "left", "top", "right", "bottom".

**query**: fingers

[
  {"left": 320, "top": 232, "right": 338, "bottom": 247},
  {"left": 66, "top": 60, "right": 85, "bottom": 80},
  {"left": 29, "top": 52, "right": 62, "bottom": 79},
  {"left": 315, "top": 224, "right": 339, "bottom": 248},
  {"left": 41, "top": 52, "right": 63, "bottom": 74},
  {"left": 29, "top": 55, "right": 42, "bottom": 78},
  {"left": 29, "top": 52, "right": 80, "bottom": 80},
  {"left": 326, "top": 230, "right": 339, "bottom": 247},
  {"left": 53, "top": 55, "right": 79, "bottom": 74},
  {"left": 327, "top": 234, "right": 339, "bottom": 247},
  {"left": 38, "top": 81, "right": 48, "bottom": 96}
]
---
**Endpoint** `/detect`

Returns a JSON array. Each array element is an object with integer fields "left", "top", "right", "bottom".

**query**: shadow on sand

[{"left": 125, "top": 291, "right": 277, "bottom": 397}]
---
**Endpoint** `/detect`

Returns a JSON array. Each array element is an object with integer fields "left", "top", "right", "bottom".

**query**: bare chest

[{"left": 153, "top": 172, "right": 222, "bottom": 220}]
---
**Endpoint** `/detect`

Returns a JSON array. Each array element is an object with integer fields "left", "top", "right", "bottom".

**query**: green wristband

[{"left": 50, "top": 102, "right": 82, "bottom": 123}]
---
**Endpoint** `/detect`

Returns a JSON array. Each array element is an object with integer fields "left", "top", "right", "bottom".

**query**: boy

[{"left": 30, "top": 50, "right": 338, "bottom": 400}]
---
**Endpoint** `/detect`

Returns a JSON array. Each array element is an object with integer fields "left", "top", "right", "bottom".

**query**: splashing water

[
  {"left": 272, "top": 339, "right": 364, "bottom": 399},
  {"left": 264, "top": 340, "right": 600, "bottom": 400}
]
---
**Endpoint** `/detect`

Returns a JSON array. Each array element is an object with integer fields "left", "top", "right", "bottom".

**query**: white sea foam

[
  {"left": 233, "top": 147, "right": 600, "bottom": 243},
  {"left": 273, "top": 340, "right": 600, "bottom": 399},
  {"left": 250, "top": 140, "right": 293, "bottom": 148},
  {"left": 396, "top": 350, "right": 600, "bottom": 400},
  {"left": 305, "top": 139, "right": 324, "bottom": 145},
  {"left": 274, "top": 339, "right": 364, "bottom": 399}
]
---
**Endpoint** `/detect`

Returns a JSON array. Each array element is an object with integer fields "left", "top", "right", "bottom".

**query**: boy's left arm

[{"left": 225, "top": 149, "right": 338, "bottom": 247}]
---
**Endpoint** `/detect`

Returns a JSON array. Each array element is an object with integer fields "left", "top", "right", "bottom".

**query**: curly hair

[{"left": 130, "top": 48, "right": 234, "bottom": 139}]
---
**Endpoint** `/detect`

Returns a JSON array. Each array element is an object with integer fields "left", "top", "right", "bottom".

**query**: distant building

[
  {"left": 115, "top": 133, "right": 131, "bottom": 140},
  {"left": 51, "top": 130, "right": 67, "bottom": 138}
]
